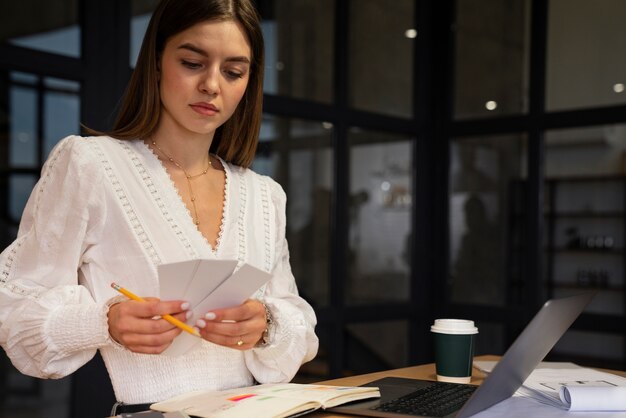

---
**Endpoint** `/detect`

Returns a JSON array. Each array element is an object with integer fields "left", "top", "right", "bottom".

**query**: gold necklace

[{"left": 152, "top": 141, "right": 211, "bottom": 226}]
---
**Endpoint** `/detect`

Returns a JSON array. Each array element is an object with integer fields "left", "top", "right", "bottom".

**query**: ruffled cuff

[
  {"left": 46, "top": 302, "right": 113, "bottom": 357},
  {"left": 103, "top": 295, "right": 128, "bottom": 350},
  {"left": 247, "top": 300, "right": 317, "bottom": 383}
]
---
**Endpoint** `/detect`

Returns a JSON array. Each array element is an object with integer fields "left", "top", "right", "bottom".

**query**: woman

[{"left": 0, "top": 0, "right": 318, "bottom": 413}]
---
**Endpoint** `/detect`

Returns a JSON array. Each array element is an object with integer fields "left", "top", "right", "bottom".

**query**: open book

[{"left": 150, "top": 383, "right": 381, "bottom": 418}]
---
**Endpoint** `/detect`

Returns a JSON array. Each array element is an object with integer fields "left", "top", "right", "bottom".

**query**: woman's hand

[
  {"left": 195, "top": 299, "right": 267, "bottom": 350},
  {"left": 107, "top": 298, "right": 190, "bottom": 354}
]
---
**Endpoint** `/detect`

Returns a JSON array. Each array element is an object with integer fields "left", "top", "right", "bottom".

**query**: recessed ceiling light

[
  {"left": 485, "top": 100, "right": 497, "bottom": 110},
  {"left": 405, "top": 29, "right": 417, "bottom": 39},
  {"left": 613, "top": 83, "right": 625, "bottom": 93}
]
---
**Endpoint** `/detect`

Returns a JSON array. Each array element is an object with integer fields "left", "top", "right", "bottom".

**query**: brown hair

[{"left": 88, "top": 0, "right": 264, "bottom": 168}]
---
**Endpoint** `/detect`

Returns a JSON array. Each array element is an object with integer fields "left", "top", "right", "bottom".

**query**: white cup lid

[{"left": 431, "top": 319, "right": 478, "bottom": 334}]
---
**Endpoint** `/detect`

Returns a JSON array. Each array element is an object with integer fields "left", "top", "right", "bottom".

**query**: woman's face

[{"left": 157, "top": 19, "right": 251, "bottom": 138}]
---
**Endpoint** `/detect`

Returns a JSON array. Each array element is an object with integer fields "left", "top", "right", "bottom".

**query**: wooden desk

[
  {"left": 309, "top": 354, "right": 626, "bottom": 417},
  {"left": 108, "top": 355, "right": 626, "bottom": 417}
]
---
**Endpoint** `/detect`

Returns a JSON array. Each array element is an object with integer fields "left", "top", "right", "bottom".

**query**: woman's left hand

[{"left": 195, "top": 299, "right": 267, "bottom": 350}]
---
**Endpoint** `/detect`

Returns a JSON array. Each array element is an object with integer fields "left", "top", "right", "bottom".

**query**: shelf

[
  {"left": 549, "top": 248, "right": 623, "bottom": 255},
  {"left": 544, "top": 211, "right": 624, "bottom": 218},
  {"left": 546, "top": 174, "right": 626, "bottom": 183},
  {"left": 541, "top": 174, "right": 626, "bottom": 362},
  {"left": 551, "top": 284, "right": 624, "bottom": 292}
]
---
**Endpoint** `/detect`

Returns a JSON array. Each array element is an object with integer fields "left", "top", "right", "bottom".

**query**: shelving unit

[{"left": 544, "top": 175, "right": 626, "bottom": 369}]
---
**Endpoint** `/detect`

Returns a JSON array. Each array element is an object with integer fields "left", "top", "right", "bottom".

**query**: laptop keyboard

[{"left": 372, "top": 381, "right": 477, "bottom": 417}]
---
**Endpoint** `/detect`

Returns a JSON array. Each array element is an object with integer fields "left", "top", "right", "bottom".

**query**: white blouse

[{"left": 0, "top": 135, "right": 319, "bottom": 404}]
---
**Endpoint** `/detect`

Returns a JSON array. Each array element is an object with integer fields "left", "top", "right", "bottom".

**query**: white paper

[
  {"left": 517, "top": 367, "right": 626, "bottom": 411},
  {"left": 559, "top": 386, "right": 626, "bottom": 411},
  {"left": 471, "top": 395, "right": 626, "bottom": 418},
  {"left": 158, "top": 259, "right": 272, "bottom": 356}
]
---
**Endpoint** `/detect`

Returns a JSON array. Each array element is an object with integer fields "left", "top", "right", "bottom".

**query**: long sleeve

[
  {"left": 0, "top": 136, "right": 111, "bottom": 379},
  {"left": 244, "top": 177, "right": 319, "bottom": 383}
]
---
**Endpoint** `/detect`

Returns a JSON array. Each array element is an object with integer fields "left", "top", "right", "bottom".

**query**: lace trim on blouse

[
  {"left": 235, "top": 167, "right": 247, "bottom": 266},
  {"left": 259, "top": 178, "right": 272, "bottom": 273},
  {"left": 91, "top": 140, "right": 164, "bottom": 265},
  {"left": 123, "top": 140, "right": 205, "bottom": 260},
  {"left": 212, "top": 156, "right": 230, "bottom": 255},
  {"left": 1, "top": 138, "right": 70, "bottom": 295},
  {"left": 142, "top": 141, "right": 227, "bottom": 255}
]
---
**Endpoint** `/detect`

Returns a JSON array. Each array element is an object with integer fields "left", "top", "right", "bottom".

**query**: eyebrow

[{"left": 177, "top": 43, "right": 251, "bottom": 64}]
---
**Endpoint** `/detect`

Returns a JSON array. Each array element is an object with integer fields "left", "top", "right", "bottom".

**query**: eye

[
  {"left": 181, "top": 60, "right": 202, "bottom": 69},
  {"left": 225, "top": 70, "right": 245, "bottom": 80}
]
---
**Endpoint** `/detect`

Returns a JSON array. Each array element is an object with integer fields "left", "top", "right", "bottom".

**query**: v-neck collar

[{"left": 135, "top": 139, "right": 230, "bottom": 257}]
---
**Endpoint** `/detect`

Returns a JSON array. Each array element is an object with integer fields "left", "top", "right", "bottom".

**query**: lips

[{"left": 190, "top": 102, "right": 218, "bottom": 116}]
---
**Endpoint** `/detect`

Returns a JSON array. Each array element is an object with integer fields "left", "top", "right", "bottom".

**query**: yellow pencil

[{"left": 110, "top": 282, "right": 200, "bottom": 338}]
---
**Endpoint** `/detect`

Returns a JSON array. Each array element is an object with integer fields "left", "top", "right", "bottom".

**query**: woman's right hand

[{"left": 107, "top": 298, "right": 190, "bottom": 354}]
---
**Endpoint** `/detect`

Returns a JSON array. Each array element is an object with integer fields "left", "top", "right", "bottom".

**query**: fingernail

[
  {"left": 196, "top": 319, "right": 206, "bottom": 328},
  {"left": 205, "top": 312, "right": 216, "bottom": 320},
  {"left": 186, "top": 311, "right": 193, "bottom": 320},
  {"left": 181, "top": 302, "right": 190, "bottom": 310},
  {"left": 193, "top": 326, "right": 200, "bottom": 335}
]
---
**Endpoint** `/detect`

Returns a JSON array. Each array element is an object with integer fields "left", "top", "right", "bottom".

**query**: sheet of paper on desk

[
  {"left": 158, "top": 259, "right": 272, "bottom": 356},
  {"left": 471, "top": 395, "right": 626, "bottom": 418},
  {"left": 517, "top": 367, "right": 626, "bottom": 411}
]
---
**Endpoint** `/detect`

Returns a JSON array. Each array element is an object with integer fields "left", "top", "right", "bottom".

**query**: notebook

[{"left": 328, "top": 292, "right": 595, "bottom": 418}]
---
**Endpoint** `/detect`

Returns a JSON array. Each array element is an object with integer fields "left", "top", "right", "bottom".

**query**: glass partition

[
  {"left": 547, "top": 0, "right": 626, "bottom": 111},
  {"left": 347, "top": 129, "right": 413, "bottom": 305},
  {"left": 448, "top": 134, "right": 527, "bottom": 306},
  {"left": 2, "top": 1, "right": 80, "bottom": 57},
  {"left": 253, "top": 115, "right": 333, "bottom": 308},
  {"left": 130, "top": 0, "right": 160, "bottom": 67},
  {"left": 348, "top": 0, "right": 414, "bottom": 118},
  {"left": 454, "top": 0, "right": 530, "bottom": 119},
  {"left": 261, "top": 0, "right": 335, "bottom": 102},
  {"left": 0, "top": 70, "right": 80, "bottom": 418}
]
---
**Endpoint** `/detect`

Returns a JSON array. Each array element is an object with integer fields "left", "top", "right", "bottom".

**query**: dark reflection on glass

[
  {"left": 261, "top": 0, "right": 335, "bottom": 102},
  {"left": 348, "top": 0, "right": 414, "bottom": 117},
  {"left": 472, "top": 322, "right": 505, "bottom": 357},
  {"left": 130, "top": 0, "right": 160, "bottom": 66},
  {"left": 1, "top": 1, "right": 80, "bottom": 57},
  {"left": 44, "top": 80, "right": 80, "bottom": 158},
  {"left": 347, "top": 129, "right": 413, "bottom": 305},
  {"left": 8, "top": 175, "right": 37, "bottom": 223},
  {"left": 9, "top": 84, "right": 37, "bottom": 167},
  {"left": 1, "top": 71, "right": 80, "bottom": 418},
  {"left": 544, "top": 125, "right": 626, "bottom": 321},
  {"left": 554, "top": 329, "right": 624, "bottom": 369},
  {"left": 448, "top": 135, "right": 526, "bottom": 306},
  {"left": 346, "top": 321, "right": 409, "bottom": 374},
  {"left": 547, "top": 0, "right": 626, "bottom": 111},
  {"left": 253, "top": 115, "right": 333, "bottom": 307},
  {"left": 454, "top": 0, "right": 529, "bottom": 119}
]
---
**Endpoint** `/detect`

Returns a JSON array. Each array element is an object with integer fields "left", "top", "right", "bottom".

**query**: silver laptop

[{"left": 328, "top": 292, "right": 595, "bottom": 418}]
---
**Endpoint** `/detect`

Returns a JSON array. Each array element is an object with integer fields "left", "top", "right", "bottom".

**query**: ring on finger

[{"left": 236, "top": 338, "right": 244, "bottom": 347}]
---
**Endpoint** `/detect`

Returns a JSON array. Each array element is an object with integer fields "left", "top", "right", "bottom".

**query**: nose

[{"left": 199, "top": 68, "right": 220, "bottom": 96}]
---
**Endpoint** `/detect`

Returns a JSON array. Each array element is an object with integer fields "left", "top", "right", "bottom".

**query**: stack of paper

[
  {"left": 518, "top": 367, "right": 626, "bottom": 411},
  {"left": 474, "top": 360, "right": 626, "bottom": 412},
  {"left": 158, "top": 259, "right": 272, "bottom": 356}
]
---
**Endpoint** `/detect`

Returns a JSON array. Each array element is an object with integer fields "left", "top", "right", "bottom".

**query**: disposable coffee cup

[{"left": 431, "top": 319, "right": 478, "bottom": 384}]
